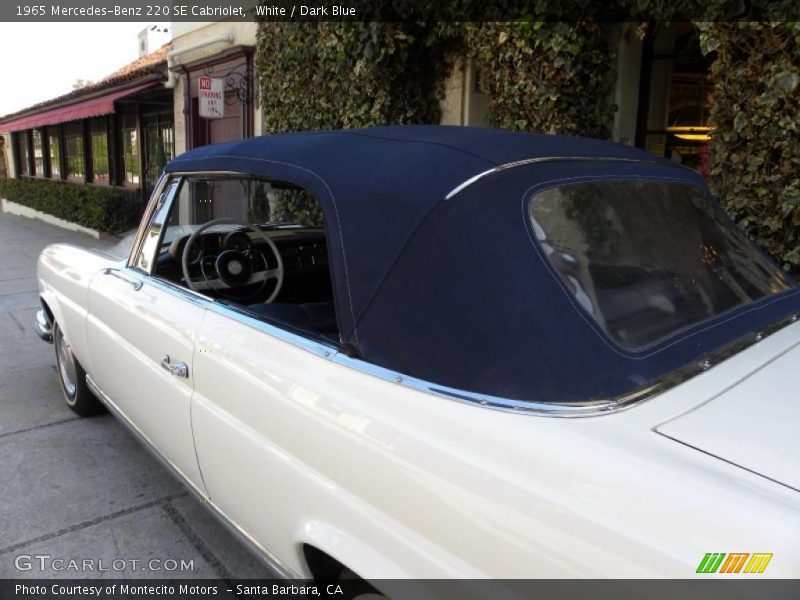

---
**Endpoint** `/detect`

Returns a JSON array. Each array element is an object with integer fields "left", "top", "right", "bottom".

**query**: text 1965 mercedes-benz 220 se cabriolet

[{"left": 34, "top": 126, "right": 800, "bottom": 583}]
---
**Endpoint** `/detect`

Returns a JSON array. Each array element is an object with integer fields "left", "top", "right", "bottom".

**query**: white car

[{"left": 34, "top": 126, "right": 800, "bottom": 586}]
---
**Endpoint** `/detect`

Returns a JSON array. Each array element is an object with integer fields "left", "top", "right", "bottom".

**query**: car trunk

[{"left": 656, "top": 342, "right": 800, "bottom": 491}]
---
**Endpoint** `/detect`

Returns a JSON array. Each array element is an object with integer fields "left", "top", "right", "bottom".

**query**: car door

[{"left": 85, "top": 177, "right": 207, "bottom": 494}]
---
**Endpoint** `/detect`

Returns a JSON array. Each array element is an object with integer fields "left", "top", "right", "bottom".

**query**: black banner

[
  {"left": 2, "top": 579, "right": 800, "bottom": 600},
  {"left": 3, "top": 0, "right": 800, "bottom": 22}
]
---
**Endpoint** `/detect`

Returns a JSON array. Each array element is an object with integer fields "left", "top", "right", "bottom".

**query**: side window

[
  {"left": 133, "top": 178, "right": 180, "bottom": 272},
  {"left": 149, "top": 174, "right": 337, "bottom": 340},
  {"left": 163, "top": 178, "right": 322, "bottom": 232}
]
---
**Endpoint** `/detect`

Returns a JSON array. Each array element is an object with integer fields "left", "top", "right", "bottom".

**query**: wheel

[{"left": 53, "top": 323, "right": 105, "bottom": 416}]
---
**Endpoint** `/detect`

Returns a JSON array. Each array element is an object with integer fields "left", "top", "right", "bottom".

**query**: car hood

[{"left": 656, "top": 341, "right": 800, "bottom": 492}]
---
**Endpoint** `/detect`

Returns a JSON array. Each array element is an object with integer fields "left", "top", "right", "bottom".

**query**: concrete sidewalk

[{"left": 0, "top": 212, "right": 277, "bottom": 579}]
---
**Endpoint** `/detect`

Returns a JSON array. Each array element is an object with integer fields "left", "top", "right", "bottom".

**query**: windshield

[{"left": 529, "top": 180, "right": 795, "bottom": 349}]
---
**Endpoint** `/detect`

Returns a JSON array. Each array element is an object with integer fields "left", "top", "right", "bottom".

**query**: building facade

[
  {"left": 0, "top": 21, "right": 716, "bottom": 229},
  {"left": 442, "top": 23, "right": 712, "bottom": 170},
  {"left": 0, "top": 39, "right": 175, "bottom": 202},
  {"left": 168, "top": 21, "right": 260, "bottom": 156}
]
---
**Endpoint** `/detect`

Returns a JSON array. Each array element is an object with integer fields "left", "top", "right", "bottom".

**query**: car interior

[{"left": 146, "top": 175, "right": 339, "bottom": 344}]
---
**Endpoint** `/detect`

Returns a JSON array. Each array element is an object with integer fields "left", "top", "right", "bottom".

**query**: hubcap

[{"left": 55, "top": 328, "right": 77, "bottom": 401}]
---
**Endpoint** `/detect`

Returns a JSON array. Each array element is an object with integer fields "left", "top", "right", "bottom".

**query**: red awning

[{"left": 0, "top": 82, "right": 159, "bottom": 132}]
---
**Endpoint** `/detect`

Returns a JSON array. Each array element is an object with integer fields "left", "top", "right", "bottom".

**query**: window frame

[
  {"left": 126, "top": 171, "right": 341, "bottom": 351},
  {"left": 47, "top": 126, "right": 63, "bottom": 180},
  {"left": 14, "top": 131, "right": 32, "bottom": 177},
  {"left": 120, "top": 112, "right": 141, "bottom": 188},
  {"left": 90, "top": 116, "right": 111, "bottom": 184},
  {"left": 526, "top": 177, "right": 796, "bottom": 352},
  {"left": 128, "top": 173, "right": 175, "bottom": 273},
  {"left": 31, "top": 129, "right": 46, "bottom": 177},
  {"left": 62, "top": 121, "right": 87, "bottom": 182}
]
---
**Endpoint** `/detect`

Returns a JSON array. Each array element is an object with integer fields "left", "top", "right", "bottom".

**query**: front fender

[{"left": 37, "top": 244, "right": 120, "bottom": 372}]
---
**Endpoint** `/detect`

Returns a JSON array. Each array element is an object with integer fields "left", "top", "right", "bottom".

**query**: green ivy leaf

[{"left": 773, "top": 70, "right": 799, "bottom": 95}]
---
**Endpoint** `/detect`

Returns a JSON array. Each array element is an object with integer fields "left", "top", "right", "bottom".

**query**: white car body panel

[
  {"left": 37, "top": 244, "right": 111, "bottom": 371},
  {"left": 657, "top": 343, "right": 800, "bottom": 491},
  {"left": 192, "top": 295, "right": 800, "bottom": 578},
  {"left": 85, "top": 268, "right": 207, "bottom": 493},
  {"left": 36, "top": 242, "right": 800, "bottom": 580}
]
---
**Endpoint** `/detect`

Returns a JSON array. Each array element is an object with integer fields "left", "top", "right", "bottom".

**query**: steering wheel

[{"left": 182, "top": 218, "right": 284, "bottom": 303}]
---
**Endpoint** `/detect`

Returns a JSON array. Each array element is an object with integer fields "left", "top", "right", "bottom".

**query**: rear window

[{"left": 528, "top": 180, "right": 794, "bottom": 349}]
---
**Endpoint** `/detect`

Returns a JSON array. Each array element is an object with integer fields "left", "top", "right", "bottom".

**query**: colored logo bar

[{"left": 696, "top": 553, "right": 773, "bottom": 574}]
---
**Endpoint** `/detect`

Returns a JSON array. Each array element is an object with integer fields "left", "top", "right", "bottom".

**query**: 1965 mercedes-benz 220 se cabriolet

[{"left": 34, "top": 126, "right": 800, "bottom": 581}]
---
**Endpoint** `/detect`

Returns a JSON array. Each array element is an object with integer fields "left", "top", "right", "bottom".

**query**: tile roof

[
  {"left": 101, "top": 42, "right": 171, "bottom": 81},
  {"left": 0, "top": 43, "right": 171, "bottom": 122}
]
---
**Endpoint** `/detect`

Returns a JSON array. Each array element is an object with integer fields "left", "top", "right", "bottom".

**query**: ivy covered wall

[
  {"left": 255, "top": 18, "right": 799, "bottom": 273},
  {"left": 256, "top": 22, "right": 460, "bottom": 132},
  {"left": 255, "top": 21, "right": 616, "bottom": 138},
  {"left": 467, "top": 22, "right": 617, "bottom": 137},
  {"left": 697, "top": 22, "right": 800, "bottom": 273}
]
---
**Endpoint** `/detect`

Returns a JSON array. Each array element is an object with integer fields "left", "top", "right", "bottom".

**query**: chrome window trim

[
  {"left": 444, "top": 156, "right": 686, "bottom": 200},
  {"left": 127, "top": 173, "right": 169, "bottom": 269},
  {"left": 85, "top": 375, "right": 298, "bottom": 579},
  {"left": 125, "top": 268, "right": 799, "bottom": 418},
  {"left": 166, "top": 170, "right": 251, "bottom": 177},
  {"left": 332, "top": 312, "right": 799, "bottom": 418},
  {"left": 130, "top": 268, "right": 339, "bottom": 360}
]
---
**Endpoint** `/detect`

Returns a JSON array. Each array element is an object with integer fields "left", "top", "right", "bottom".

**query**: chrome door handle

[
  {"left": 161, "top": 355, "right": 189, "bottom": 378},
  {"left": 104, "top": 268, "right": 143, "bottom": 291}
]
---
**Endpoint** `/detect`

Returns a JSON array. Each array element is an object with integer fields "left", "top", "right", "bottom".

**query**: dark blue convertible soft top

[{"left": 166, "top": 126, "right": 800, "bottom": 407}]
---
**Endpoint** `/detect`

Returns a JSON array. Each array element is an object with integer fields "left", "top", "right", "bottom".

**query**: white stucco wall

[
  {"left": 440, "top": 58, "right": 466, "bottom": 125},
  {"left": 612, "top": 24, "right": 644, "bottom": 145},
  {"left": 440, "top": 58, "right": 490, "bottom": 127},
  {"left": 169, "top": 21, "right": 258, "bottom": 154}
]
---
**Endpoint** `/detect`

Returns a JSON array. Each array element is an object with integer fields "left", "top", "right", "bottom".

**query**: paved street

[{"left": 0, "top": 212, "right": 277, "bottom": 579}]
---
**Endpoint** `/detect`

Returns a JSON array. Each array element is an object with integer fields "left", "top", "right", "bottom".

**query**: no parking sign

[{"left": 198, "top": 76, "right": 224, "bottom": 118}]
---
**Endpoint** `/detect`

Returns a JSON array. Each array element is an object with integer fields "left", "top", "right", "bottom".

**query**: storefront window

[
  {"left": 91, "top": 118, "right": 109, "bottom": 183},
  {"left": 48, "top": 129, "right": 61, "bottom": 179},
  {"left": 122, "top": 114, "right": 139, "bottom": 185},
  {"left": 16, "top": 132, "right": 30, "bottom": 176},
  {"left": 32, "top": 130, "right": 44, "bottom": 176},
  {"left": 63, "top": 122, "right": 85, "bottom": 180}
]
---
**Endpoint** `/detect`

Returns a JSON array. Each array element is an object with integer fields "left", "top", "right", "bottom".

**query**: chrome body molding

[
  {"left": 138, "top": 270, "right": 339, "bottom": 360},
  {"left": 123, "top": 269, "right": 799, "bottom": 418},
  {"left": 444, "top": 156, "right": 685, "bottom": 200},
  {"left": 84, "top": 374, "right": 299, "bottom": 579},
  {"left": 34, "top": 309, "right": 53, "bottom": 343},
  {"left": 337, "top": 311, "right": 800, "bottom": 417}
]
